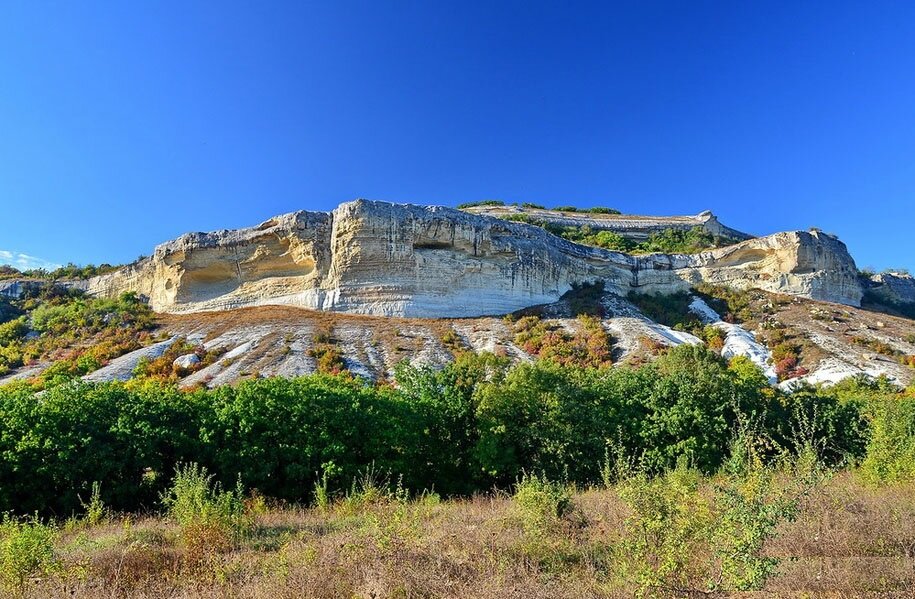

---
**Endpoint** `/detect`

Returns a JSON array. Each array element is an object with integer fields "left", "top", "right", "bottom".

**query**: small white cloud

[{"left": 0, "top": 249, "right": 62, "bottom": 271}]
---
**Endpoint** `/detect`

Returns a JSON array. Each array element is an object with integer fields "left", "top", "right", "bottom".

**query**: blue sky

[{"left": 1, "top": 1, "right": 913, "bottom": 271}]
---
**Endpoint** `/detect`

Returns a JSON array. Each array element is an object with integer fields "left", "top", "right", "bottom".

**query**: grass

[{"left": 4, "top": 471, "right": 913, "bottom": 597}]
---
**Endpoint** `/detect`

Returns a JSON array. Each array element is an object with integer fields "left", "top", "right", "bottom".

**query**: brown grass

[{"left": 14, "top": 473, "right": 915, "bottom": 598}]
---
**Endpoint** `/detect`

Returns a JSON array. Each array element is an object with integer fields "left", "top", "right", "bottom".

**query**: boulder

[{"left": 173, "top": 353, "right": 201, "bottom": 370}]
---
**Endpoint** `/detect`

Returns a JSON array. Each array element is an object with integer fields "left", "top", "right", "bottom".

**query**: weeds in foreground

[
  {"left": 79, "top": 481, "right": 107, "bottom": 527},
  {"left": 160, "top": 463, "right": 249, "bottom": 555},
  {"left": 615, "top": 437, "right": 823, "bottom": 597},
  {"left": 512, "top": 472, "right": 574, "bottom": 538},
  {"left": 341, "top": 463, "right": 409, "bottom": 512},
  {"left": 0, "top": 514, "right": 59, "bottom": 590}
]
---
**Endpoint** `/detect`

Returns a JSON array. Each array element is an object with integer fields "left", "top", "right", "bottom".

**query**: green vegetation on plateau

[{"left": 502, "top": 213, "right": 738, "bottom": 254}]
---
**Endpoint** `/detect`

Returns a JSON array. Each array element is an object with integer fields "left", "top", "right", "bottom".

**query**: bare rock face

[
  {"left": 678, "top": 230, "right": 864, "bottom": 306},
  {"left": 87, "top": 200, "right": 864, "bottom": 316},
  {"left": 868, "top": 272, "right": 915, "bottom": 306}
]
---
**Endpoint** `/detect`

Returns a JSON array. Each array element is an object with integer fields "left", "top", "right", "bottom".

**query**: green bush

[
  {"left": 0, "top": 344, "right": 885, "bottom": 518},
  {"left": 586, "top": 206, "right": 621, "bottom": 214},
  {"left": 0, "top": 381, "right": 207, "bottom": 514},
  {"left": 627, "top": 291, "right": 702, "bottom": 331},
  {"left": 0, "top": 514, "right": 58, "bottom": 589},
  {"left": 456, "top": 200, "right": 504, "bottom": 209},
  {"left": 616, "top": 437, "right": 812, "bottom": 596},
  {"left": 859, "top": 397, "right": 915, "bottom": 483},
  {"left": 201, "top": 375, "right": 426, "bottom": 502},
  {"left": 0, "top": 317, "right": 28, "bottom": 345},
  {"left": 161, "top": 463, "right": 249, "bottom": 554},
  {"left": 512, "top": 472, "right": 573, "bottom": 537},
  {"left": 617, "top": 461, "right": 710, "bottom": 596},
  {"left": 394, "top": 352, "right": 509, "bottom": 494}
]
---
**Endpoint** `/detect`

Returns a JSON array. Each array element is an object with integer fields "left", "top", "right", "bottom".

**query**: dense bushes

[
  {"left": 0, "top": 290, "right": 156, "bottom": 380},
  {"left": 859, "top": 396, "right": 915, "bottom": 483},
  {"left": 0, "top": 345, "right": 897, "bottom": 518},
  {"left": 510, "top": 314, "right": 613, "bottom": 368},
  {"left": 507, "top": 218, "right": 738, "bottom": 254},
  {"left": 0, "top": 262, "right": 120, "bottom": 281}
]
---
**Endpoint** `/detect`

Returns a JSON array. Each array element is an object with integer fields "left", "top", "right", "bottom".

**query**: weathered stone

[
  {"left": 869, "top": 272, "right": 915, "bottom": 306},
  {"left": 87, "top": 200, "right": 864, "bottom": 316},
  {"left": 173, "top": 353, "right": 201, "bottom": 370}
]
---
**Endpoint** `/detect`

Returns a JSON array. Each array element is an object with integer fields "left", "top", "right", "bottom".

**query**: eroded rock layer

[{"left": 87, "top": 200, "right": 864, "bottom": 316}]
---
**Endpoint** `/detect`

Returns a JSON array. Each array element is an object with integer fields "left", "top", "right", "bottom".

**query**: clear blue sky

[{"left": 1, "top": 1, "right": 913, "bottom": 271}]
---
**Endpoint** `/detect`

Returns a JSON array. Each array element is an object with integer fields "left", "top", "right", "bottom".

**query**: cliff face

[
  {"left": 87, "top": 200, "right": 864, "bottom": 317},
  {"left": 868, "top": 272, "right": 915, "bottom": 307}
]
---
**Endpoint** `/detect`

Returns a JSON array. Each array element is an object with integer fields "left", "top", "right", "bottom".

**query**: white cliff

[{"left": 86, "top": 199, "right": 865, "bottom": 317}]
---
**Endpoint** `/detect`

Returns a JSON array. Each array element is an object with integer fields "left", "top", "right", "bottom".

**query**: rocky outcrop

[
  {"left": 87, "top": 200, "right": 864, "bottom": 317},
  {"left": 0, "top": 279, "right": 88, "bottom": 299},
  {"left": 461, "top": 205, "right": 753, "bottom": 241},
  {"left": 868, "top": 272, "right": 915, "bottom": 306},
  {"left": 678, "top": 230, "right": 864, "bottom": 306}
]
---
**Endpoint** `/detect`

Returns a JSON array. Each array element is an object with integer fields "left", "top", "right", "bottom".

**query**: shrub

[
  {"left": 512, "top": 472, "right": 573, "bottom": 537},
  {"left": 133, "top": 338, "right": 226, "bottom": 381},
  {"left": 0, "top": 317, "right": 28, "bottom": 345},
  {"left": 710, "top": 438, "right": 806, "bottom": 591},
  {"left": 0, "top": 380, "right": 207, "bottom": 515},
  {"left": 0, "top": 290, "right": 155, "bottom": 384},
  {"left": 308, "top": 328, "right": 347, "bottom": 374},
  {"left": 701, "top": 325, "right": 725, "bottom": 352},
  {"left": 851, "top": 335, "right": 898, "bottom": 357},
  {"left": 0, "top": 515, "right": 58, "bottom": 589},
  {"left": 342, "top": 463, "right": 408, "bottom": 511},
  {"left": 617, "top": 461, "right": 711, "bottom": 596},
  {"left": 308, "top": 344, "right": 346, "bottom": 374},
  {"left": 202, "top": 375, "right": 426, "bottom": 502},
  {"left": 439, "top": 327, "right": 465, "bottom": 352},
  {"left": 616, "top": 437, "right": 813, "bottom": 596},
  {"left": 771, "top": 342, "right": 805, "bottom": 380},
  {"left": 627, "top": 291, "right": 702, "bottom": 331},
  {"left": 80, "top": 481, "right": 107, "bottom": 526},
  {"left": 160, "top": 463, "right": 249, "bottom": 553},
  {"left": 859, "top": 397, "right": 915, "bottom": 483},
  {"left": 456, "top": 200, "right": 504, "bottom": 209},
  {"left": 512, "top": 314, "right": 612, "bottom": 368},
  {"left": 694, "top": 283, "right": 754, "bottom": 323}
]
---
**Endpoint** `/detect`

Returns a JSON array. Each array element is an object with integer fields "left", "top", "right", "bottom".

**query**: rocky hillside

[{"left": 1, "top": 199, "right": 913, "bottom": 390}]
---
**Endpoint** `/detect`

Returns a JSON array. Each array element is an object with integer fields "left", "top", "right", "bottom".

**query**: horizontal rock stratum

[{"left": 87, "top": 199, "right": 864, "bottom": 316}]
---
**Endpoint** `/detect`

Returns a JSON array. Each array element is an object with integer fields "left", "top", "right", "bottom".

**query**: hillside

[
  {"left": 1, "top": 199, "right": 914, "bottom": 389},
  {"left": 3, "top": 201, "right": 915, "bottom": 598}
]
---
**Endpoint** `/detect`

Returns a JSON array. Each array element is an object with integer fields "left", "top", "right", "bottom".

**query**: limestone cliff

[
  {"left": 868, "top": 272, "right": 915, "bottom": 308},
  {"left": 87, "top": 200, "right": 864, "bottom": 316}
]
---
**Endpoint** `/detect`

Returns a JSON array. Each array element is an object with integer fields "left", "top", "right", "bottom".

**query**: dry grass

[{"left": 11, "top": 473, "right": 915, "bottom": 598}]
